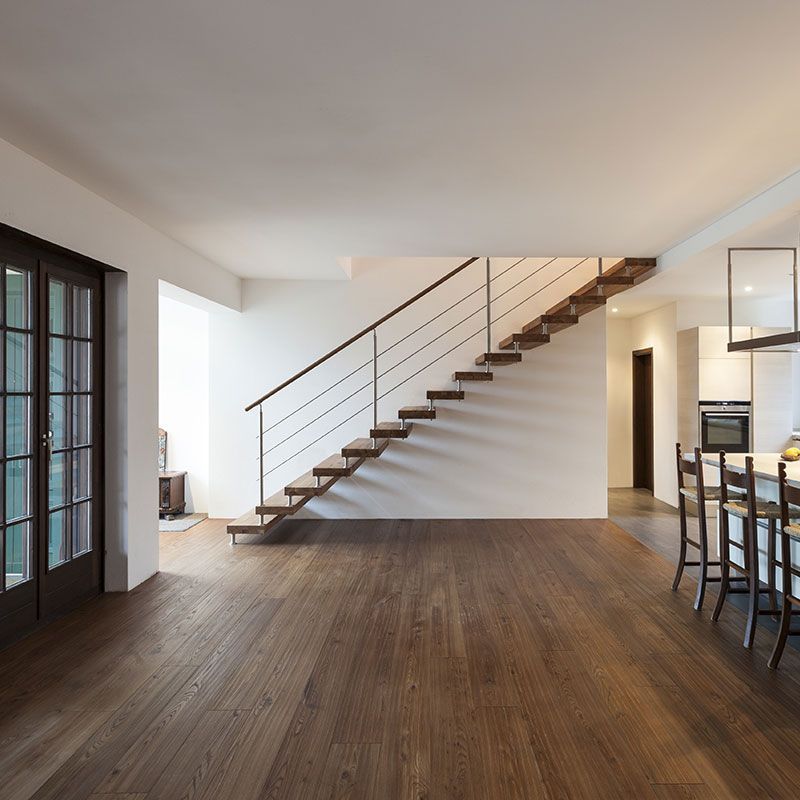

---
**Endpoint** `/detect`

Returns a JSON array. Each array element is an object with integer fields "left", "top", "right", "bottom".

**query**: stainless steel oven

[{"left": 699, "top": 402, "right": 751, "bottom": 454}]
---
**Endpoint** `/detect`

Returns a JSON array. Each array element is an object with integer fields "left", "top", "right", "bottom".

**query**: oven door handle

[{"left": 703, "top": 412, "right": 749, "bottom": 417}]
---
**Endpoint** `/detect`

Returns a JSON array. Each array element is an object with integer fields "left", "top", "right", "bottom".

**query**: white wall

[
  {"left": 607, "top": 317, "right": 632, "bottom": 487},
  {"left": 209, "top": 257, "right": 609, "bottom": 520},
  {"left": 0, "top": 137, "right": 240, "bottom": 590},
  {"left": 624, "top": 303, "right": 678, "bottom": 506},
  {"left": 158, "top": 295, "right": 210, "bottom": 512}
]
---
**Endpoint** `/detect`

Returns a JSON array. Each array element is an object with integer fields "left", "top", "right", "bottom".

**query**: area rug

[{"left": 159, "top": 512, "right": 208, "bottom": 532}]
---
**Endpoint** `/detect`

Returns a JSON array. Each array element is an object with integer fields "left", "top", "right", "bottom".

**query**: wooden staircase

[{"left": 228, "top": 257, "right": 655, "bottom": 541}]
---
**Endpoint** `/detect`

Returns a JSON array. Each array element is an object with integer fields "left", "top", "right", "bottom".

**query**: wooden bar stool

[
  {"left": 712, "top": 453, "right": 786, "bottom": 648},
  {"left": 672, "top": 444, "right": 722, "bottom": 611},
  {"left": 768, "top": 462, "right": 800, "bottom": 669}
]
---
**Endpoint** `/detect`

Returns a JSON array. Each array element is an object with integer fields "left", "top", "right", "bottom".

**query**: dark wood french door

[{"left": 0, "top": 240, "right": 103, "bottom": 647}]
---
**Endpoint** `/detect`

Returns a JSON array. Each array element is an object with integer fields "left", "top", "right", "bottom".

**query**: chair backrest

[
  {"left": 778, "top": 461, "right": 800, "bottom": 532},
  {"left": 720, "top": 451, "right": 752, "bottom": 501},
  {"left": 675, "top": 443, "right": 697, "bottom": 491}
]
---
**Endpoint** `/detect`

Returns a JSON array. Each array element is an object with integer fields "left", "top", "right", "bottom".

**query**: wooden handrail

[{"left": 245, "top": 256, "right": 480, "bottom": 411}]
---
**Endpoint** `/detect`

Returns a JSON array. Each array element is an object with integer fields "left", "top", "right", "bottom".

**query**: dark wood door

[
  {"left": 0, "top": 244, "right": 103, "bottom": 647},
  {"left": 38, "top": 262, "right": 102, "bottom": 621},
  {"left": 632, "top": 348, "right": 654, "bottom": 492},
  {"left": 0, "top": 246, "right": 39, "bottom": 643}
]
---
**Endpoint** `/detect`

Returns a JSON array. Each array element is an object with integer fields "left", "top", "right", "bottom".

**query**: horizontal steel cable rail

[{"left": 256, "top": 256, "right": 592, "bottom": 481}]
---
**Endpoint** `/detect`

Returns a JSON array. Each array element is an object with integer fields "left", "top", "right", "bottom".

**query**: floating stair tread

[
  {"left": 341, "top": 438, "right": 390, "bottom": 458},
  {"left": 522, "top": 314, "right": 578, "bottom": 334},
  {"left": 604, "top": 257, "right": 656, "bottom": 278},
  {"left": 227, "top": 511, "right": 282, "bottom": 536},
  {"left": 256, "top": 490, "right": 311, "bottom": 516},
  {"left": 475, "top": 352, "right": 522, "bottom": 366},
  {"left": 571, "top": 274, "right": 635, "bottom": 299},
  {"left": 499, "top": 332, "right": 550, "bottom": 351},
  {"left": 313, "top": 454, "right": 365, "bottom": 477},
  {"left": 398, "top": 406, "right": 436, "bottom": 420},
  {"left": 285, "top": 471, "right": 339, "bottom": 497},
  {"left": 546, "top": 294, "right": 607, "bottom": 316},
  {"left": 453, "top": 371, "right": 493, "bottom": 381},
  {"left": 427, "top": 389, "right": 465, "bottom": 400},
  {"left": 371, "top": 421, "right": 413, "bottom": 438}
]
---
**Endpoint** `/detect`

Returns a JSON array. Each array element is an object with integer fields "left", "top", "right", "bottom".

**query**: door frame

[
  {"left": 632, "top": 347, "right": 654, "bottom": 492},
  {"left": 0, "top": 222, "right": 113, "bottom": 648}
]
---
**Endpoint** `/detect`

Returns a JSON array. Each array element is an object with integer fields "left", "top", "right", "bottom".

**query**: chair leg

[
  {"left": 767, "top": 518, "right": 778, "bottom": 615},
  {"left": 768, "top": 595, "right": 793, "bottom": 670},
  {"left": 712, "top": 510, "right": 730, "bottom": 622},
  {"left": 712, "top": 559, "right": 730, "bottom": 622},
  {"left": 672, "top": 496, "right": 688, "bottom": 591},
  {"left": 743, "top": 519, "right": 759, "bottom": 649},
  {"left": 694, "top": 500, "right": 712, "bottom": 611}
]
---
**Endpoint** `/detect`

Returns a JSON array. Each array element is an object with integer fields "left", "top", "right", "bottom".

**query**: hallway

[{"left": 3, "top": 517, "right": 800, "bottom": 799}]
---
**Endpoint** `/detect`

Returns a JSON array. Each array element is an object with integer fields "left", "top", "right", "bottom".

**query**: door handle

[{"left": 41, "top": 430, "right": 53, "bottom": 453}]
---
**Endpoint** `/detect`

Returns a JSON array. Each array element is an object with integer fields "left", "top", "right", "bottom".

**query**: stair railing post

[
  {"left": 372, "top": 328, "right": 378, "bottom": 446},
  {"left": 485, "top": 257, "right": 491, "bottom": 368},
  {"left": 259, "top": 404, "right": 265, "bottom": 507},
  {"left": 598, "top": 256, "right": 603, "bottom": 276}
]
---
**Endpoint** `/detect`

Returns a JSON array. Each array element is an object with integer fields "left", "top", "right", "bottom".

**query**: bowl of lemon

[{"left": 782, "top": 447, "right": 800, "bottom": 462}]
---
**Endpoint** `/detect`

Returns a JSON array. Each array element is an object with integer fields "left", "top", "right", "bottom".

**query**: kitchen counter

[{"left": 699, "top": 452, "right": 800, "bottom": 486}]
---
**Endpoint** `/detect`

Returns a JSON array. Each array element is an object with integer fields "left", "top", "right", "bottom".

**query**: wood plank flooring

[{"left": 4, "top": 516, "right": 800, "bottom": 799}]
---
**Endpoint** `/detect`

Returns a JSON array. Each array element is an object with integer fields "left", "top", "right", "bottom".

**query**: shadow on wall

[{"left": 298, "top": 312, "right": 609, "bottom": 520}]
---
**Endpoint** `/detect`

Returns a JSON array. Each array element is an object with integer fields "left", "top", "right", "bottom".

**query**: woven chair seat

[
  {"left": 784, "top": 523, "right": 800, "bottom": 541},
  {"left": 680, "top": 486, "right": 722, "bottom": 501},
  {"left": 723, "top": 500, "right": 800, "bottom": 520}
]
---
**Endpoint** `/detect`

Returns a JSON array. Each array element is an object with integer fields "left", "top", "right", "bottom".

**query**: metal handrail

[
  {"left": 244, "top": 256, "right": 479, "bottom": 411},
  {"left": 260, "top": 256, "right": 534, "bottom": 436}
]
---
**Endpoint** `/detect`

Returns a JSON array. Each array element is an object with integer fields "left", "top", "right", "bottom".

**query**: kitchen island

[{"left": 699, "top": 452, "right": 800, "bottom": 594}]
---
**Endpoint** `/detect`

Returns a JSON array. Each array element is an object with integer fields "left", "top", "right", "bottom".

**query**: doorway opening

[
  {"left": 632, "top": 347, "right": 654, "bottom": 493},
  {"left": 158, "top": 284, "right": 210, "bottom": 537}
]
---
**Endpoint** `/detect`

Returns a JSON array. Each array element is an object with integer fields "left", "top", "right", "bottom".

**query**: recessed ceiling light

[
  {"left": 611, "top": 307, "right": 619, "bottom": 313},
  {"left": 744, "top": 285, "right": 753, "bottom": 292}
]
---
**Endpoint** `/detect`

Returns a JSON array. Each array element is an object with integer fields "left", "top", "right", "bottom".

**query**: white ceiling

[{"left": 1, "top": 1, "right": 799, "bottom": 279}]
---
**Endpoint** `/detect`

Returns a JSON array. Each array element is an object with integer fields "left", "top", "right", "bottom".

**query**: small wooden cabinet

[{"left": 159, "top": 471, "right": 186, "bottom": 516}]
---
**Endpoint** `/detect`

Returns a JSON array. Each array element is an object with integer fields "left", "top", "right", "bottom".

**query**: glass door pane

[
  {"left": 46, "top": 275, "right": 94, "bottom": 570},
  {"left": 1, "top": 263, "right": 34, "bottom": 595}
]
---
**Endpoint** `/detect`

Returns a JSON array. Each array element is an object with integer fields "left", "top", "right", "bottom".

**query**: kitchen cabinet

[
  {"left": 698, "top": 326, "right": 751, "bottom": 359},
  {"left": 698, "top": 357, "right": 751, "bottom": 401}
]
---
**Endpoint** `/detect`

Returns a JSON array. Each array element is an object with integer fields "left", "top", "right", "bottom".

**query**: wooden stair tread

[
  {"left": 604, "top": 257, "right": 656, "bottom": 278},
  {"left": 256, "top": 490, "right": 311, "bottom": 516},
  {"left": 475, "top": 352, "right": 522, "bottom": 366},
  {"left": 285, "top": 471, "right": 339, "bottom": 496},
  {"left": 371, "top": 421, "right": 413, "bottom": 438},
  {"left": 313, "top": 454, "right": 365, "bottom": 477},
  {"left": 453, "top": 371, "right": 493, "bottom": 381},
  {"left": 227, "top": 511, "right": 282, "bottom": 535},
  {"left": 498, "top": 332, "right": 550, "bottom": 351},
  {"left": 570, "top": 274, "right": 635, "bottom": 300},
  {"left": 521, "top": 314, "right": 578, "bottom": 335},
  {"left": 341, "top": 438, "right": 390, "bottom": 458},
  {"left": 427, "top": 389, "right": 464, "bottom": 400},
  {"left": 398, "top": 406, "right": 436, "bottom": 420},
  {"left": 546, "top": 294, "right": 607, "bottom": 317}
]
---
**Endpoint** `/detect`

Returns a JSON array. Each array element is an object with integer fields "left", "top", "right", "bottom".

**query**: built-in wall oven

[{"left": 699, "top": 402, "right": 751, "bottom": 454}]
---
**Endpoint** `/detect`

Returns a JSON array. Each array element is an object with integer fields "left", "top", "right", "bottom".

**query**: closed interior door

[
  {"left": 0, "top": 244, "right": 103, "bottom": 647},
  {"left": 632, "top": 349, "right": 654, "bottom": 492}
]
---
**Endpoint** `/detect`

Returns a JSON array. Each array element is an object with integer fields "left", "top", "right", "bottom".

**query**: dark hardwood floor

[{"left": 4, "top": 515, "right": 800, "bottom": 799}]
